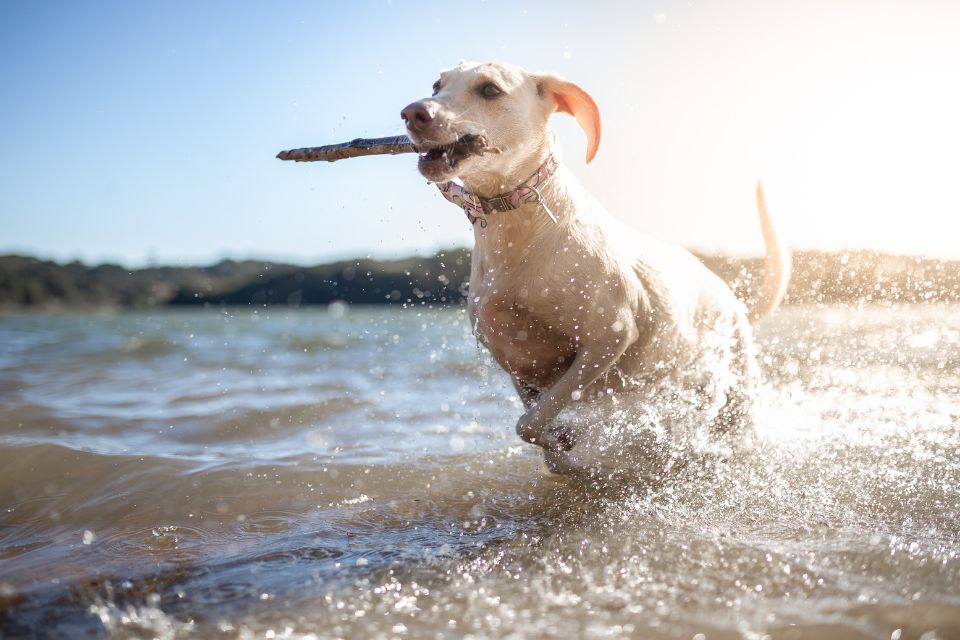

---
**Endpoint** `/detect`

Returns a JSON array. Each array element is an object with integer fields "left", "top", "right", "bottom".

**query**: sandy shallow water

[{"left": 1, "top": 305, "right": 958, "bottom": 638}]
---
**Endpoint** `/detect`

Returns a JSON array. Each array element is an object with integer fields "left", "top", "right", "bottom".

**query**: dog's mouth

[{"left": 416, "top": 134, "right": 498, "bottom": 180}]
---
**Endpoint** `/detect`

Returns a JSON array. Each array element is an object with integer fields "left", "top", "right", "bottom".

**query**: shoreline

[{"left": 3, "top": 248, "right": 960, "bottom": 311}]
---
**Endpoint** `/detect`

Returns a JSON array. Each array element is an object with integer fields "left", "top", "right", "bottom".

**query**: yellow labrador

[{"left": 401, "top": 61, "right": 789, "bottom": 452}]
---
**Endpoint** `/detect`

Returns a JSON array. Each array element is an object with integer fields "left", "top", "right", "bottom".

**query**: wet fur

[{"left": 402, "top": 61, "right": 789, "bottom": 452}]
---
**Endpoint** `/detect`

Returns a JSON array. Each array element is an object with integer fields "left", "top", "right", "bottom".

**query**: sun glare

[
  {"left": 597, "top": 2, "right": 960, "bottom": 259},
  {"left": 758, "top": 22, "right": 960, "bottom": 258}
]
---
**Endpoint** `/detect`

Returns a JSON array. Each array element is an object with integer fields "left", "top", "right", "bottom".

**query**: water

[{"left": 1, "top": 304, "right": 958, "bottom": 639}]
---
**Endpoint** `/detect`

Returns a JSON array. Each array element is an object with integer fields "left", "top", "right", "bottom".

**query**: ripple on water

[
  {"left": 284, "top": 333, "right": 357, "bottom": 352},
  {"left": 116, "top": 335, "right": 179, "bottom": 358},
  {"left": 95, "top": 525, "right": 218, "bottom": 565},
  {"left": 239, "top": 511, "right": 298, "bottom": 535},
  {"left": 186, "top": 579, "right": 260, "bottom": 607},
  {"left": 0, "top": 540, "right": 50, "bottom": 561},
  {"left": 168, "top": 397, "right": 372, "bottom": 448},
  {"left": 245, "top": 546, "right": 345, "bottom": 570}
]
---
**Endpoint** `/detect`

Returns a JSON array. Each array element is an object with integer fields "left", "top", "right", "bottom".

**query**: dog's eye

[
  {"left": 479, "top": 82, "right": 502, "bottom": 99},
  {"left": 432, "top": 80, "right": 441, "bottom": 96}
]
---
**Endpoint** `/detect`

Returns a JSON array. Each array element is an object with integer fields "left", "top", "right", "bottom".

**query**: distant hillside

[
  {"left": 2, "top": 248, "right": 959, "bottom": 311},
  {"left": 0, "top": 250, "right": 471, "bottom": 310},
  {"left": 700, "top": 250, "right": 960, "bottom": 305}
]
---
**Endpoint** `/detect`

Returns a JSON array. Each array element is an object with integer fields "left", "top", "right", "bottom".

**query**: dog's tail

[{"left": 743, "top": 180, "right": 791, "bottom": 323}]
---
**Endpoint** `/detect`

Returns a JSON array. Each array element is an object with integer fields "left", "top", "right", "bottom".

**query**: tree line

[{"left": 2, "top": 248, "right": 958, "bottom": 311}]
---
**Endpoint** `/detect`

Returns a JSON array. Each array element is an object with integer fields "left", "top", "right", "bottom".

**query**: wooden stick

[{"left": 276, "top": 134, "right": 499, "bottom": 163}]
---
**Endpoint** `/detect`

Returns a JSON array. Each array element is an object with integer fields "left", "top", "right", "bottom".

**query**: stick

[{"left": 276, "top": 134, "right": 499, "bottom": 163}]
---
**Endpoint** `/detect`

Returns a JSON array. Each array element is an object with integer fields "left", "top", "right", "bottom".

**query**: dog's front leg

[
  {"left": 515, "top": 316, "right": 639, "bottom": 450},
  {"left": 511, "top": 377, "right": 540, "bottom": 409}
]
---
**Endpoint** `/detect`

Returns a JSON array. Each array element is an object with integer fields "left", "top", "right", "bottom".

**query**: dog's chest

[{"left": 469, "top": 270, "right": 576, "bottom": 387}]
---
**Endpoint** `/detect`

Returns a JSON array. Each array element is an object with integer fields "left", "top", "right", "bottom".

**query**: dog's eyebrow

[{"left": 471, "top": 68, "right": 514, "bottom": 90}]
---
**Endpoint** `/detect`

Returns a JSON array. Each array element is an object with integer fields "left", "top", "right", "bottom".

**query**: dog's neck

[
  {"left": 450, "top": 129, "right": 562, "bottom": 242},
  {"left": 462, "top": 138, "right": 587, "bottom": 262},
  {"left": 461, "top": 137, "right": 554, "bottom": 200}
]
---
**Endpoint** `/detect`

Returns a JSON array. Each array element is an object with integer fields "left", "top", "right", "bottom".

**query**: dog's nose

[{"left": 401, "top": 101, "right": 435, "bottom": 131}]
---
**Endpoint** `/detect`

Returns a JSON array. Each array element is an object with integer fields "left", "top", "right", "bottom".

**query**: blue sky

[{"left": 2, "top": 1, "right": 959, "bottom": 266}]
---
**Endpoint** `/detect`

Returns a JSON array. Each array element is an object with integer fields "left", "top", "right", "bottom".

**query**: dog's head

[{"left": 401, "top": 61, "right": 600, "bottom": 188}]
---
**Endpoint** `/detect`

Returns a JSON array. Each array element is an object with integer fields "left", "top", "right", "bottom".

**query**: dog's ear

[{"left": 537, "top": 75, "right": 601, "bottom": 163}]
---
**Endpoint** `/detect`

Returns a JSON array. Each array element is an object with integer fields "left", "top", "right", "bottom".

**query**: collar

[{"left": 435, "top": 156, "right": 559, "bottom": 228}]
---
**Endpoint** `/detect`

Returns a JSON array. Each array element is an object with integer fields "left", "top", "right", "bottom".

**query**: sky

[{"left": 1, "top": 0, "right": 959, "bottom": 267}]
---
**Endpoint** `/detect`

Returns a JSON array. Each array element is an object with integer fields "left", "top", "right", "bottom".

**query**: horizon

[
  {"left": 2, "top": 1, "right": 959, "bottom": 267},
  {"left": 5, "top": 243, "right": 958, "bottom": 272}
]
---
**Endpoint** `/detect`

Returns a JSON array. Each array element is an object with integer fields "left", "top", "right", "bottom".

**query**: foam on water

[{"left": 1, "top": 305, "right": 959, "bottom": 638}]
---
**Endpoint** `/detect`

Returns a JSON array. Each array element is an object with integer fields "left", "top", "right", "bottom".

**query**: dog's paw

[
  {"left": 549, "top": 422, "right": 578, "bottom": 452},
  {"left": 515, "top": 412, "right": 552, "bottom": 448},
  {"left": 516, "top": 412, "right": 578, "bottom": 451}
]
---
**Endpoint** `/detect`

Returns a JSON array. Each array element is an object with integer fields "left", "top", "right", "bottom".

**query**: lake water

[{"left": 1, "top": 304, "right": 958, "bottom": 639}]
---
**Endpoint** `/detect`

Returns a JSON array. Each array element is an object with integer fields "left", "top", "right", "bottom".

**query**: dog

[{"left": 401, "top": 61, "right": 790, "bottom": 454}]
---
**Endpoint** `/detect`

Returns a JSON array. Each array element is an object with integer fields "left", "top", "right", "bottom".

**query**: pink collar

[{"left": 436, "top": 156, "right": 559, "bottom": 227}]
